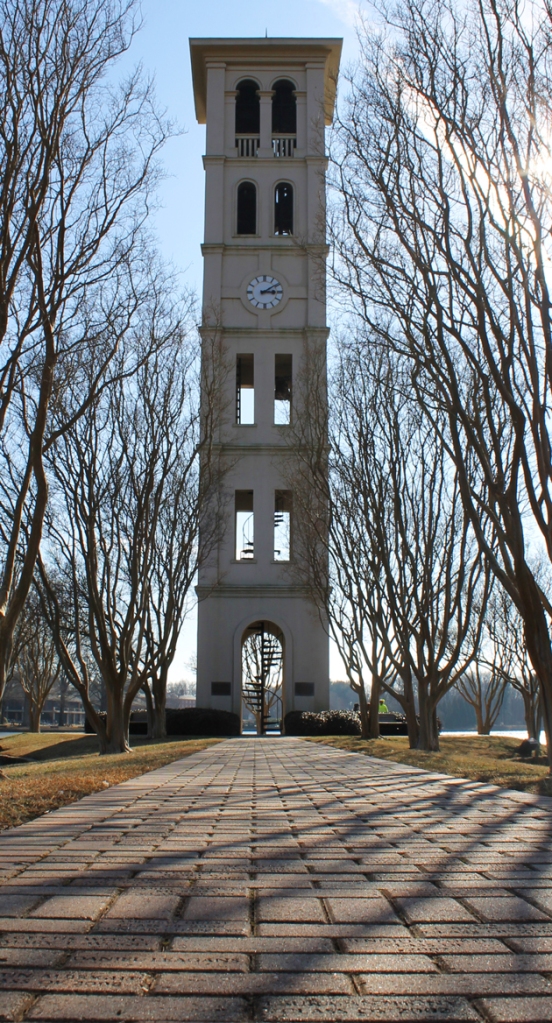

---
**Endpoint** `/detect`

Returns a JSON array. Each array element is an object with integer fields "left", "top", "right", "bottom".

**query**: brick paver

[{"left": 1, "top": 738, "right": 552, "bottom": 1021}]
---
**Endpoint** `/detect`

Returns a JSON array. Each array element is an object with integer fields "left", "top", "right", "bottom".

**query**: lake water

[{"left": 443, "top": 729, "right": 546, "bottom": 743}]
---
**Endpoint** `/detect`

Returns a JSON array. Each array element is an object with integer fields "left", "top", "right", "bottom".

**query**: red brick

[
  {"left": 474, "top": 996, "right": 552, "bottom": 1021},
  {"left": 27, "top": 994, "right": 248, "bottom": 1020},
  {"left": 106, "top": 893, "right": 180, "bottom": 919},
  {"left": 153, "top": 972, "right": 352, "bottom": 994},
  {"left": 394, "top": 897, "right": 476, "bottom": 923},
  {"left": 256, "top": 897, "right": 326, "bottom": 922},
  {"left": 463, "top": 896, "right": 551, "bottom": 922}
]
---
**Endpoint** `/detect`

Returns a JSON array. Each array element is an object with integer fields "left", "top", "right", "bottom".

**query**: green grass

[
  {"left": 0, "top": 732, "right": 222, "bottom": 831},
  {"left": 304, "top": 733, "right": 552, "bottom": 796}
]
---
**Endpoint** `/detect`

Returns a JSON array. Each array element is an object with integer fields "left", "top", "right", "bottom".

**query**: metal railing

[
  {"left": 235, "top": 135, "right": 297, "bottom": 157},
  {"left": 236, "top": 135, "right": 259, "bottom": 157},
  {"left": 272, "top": 135, "right": 296, "bottom": 157}
]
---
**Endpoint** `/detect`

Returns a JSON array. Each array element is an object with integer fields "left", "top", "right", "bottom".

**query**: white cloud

[{"left": 315, "top": 0, "right": 361, "bottom": 28}]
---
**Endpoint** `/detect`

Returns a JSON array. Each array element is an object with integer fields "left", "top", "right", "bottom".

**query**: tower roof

[{"left": 189, "top": 37, "right": 343, "bottom": 125}]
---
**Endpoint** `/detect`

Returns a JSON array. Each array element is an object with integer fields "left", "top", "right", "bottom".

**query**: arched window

[
  {"left": 274, "top": 183, "right": 293, "bottom": 235},
  {"left": 272, "top": 79, "right": 296, "bottom": 134},
  {"left": 235, "top": 79, "right": 260, "bottom": 134},
  {"left": 237, "top": 182, "right": 257, "bottom": 235}
]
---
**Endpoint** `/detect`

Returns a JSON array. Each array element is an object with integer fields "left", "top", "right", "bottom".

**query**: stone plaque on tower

[{"left": 190, "top": 37, "right": 342, "bottom": 732}]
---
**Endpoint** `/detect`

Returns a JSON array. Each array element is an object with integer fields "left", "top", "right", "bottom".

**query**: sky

[{"left": 122, "top": 0, "right": 364, "bottom": 683}]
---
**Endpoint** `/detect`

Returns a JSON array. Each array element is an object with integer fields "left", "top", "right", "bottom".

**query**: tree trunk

[
  {"left": 22, "top": 694, "right": 30, "bottom": 729},
  {"left": 475, "top": 703, "right": 487, "bottom": 735},
  {"left": 142, "top": 682, "right": 154, "bottom": 738},
  {"left": 368, "top": 674, "right": 381, "bottom": 739},
  {"left": 357, "top": 684, "right": 370, "bottom": 739},
  {"left": 58, "top": 686, "right": 66, "bottom": 728},
  {"left": 152, "top": 668, "right": 167, "bottom": 740},
  {"left": 521, "top": 690, "right": 537, "bottom": 740},
  {"left": 417, "top": 684, "right": 440, "bottom": 751},
  {"left": 103, "top": 687, "right": 130, "bottom": 754},
  {"left": 29, "top": 703, "right": 41, "bottom": 732},
  {"left": 389, "top": 668, "right": 419, "bottom": 748},
  {"left": 0, "top": 658, "right": 8, "bottom": 718},
  {"left": 153, "top": 699, "right": 166, "bottom": 740},
  {"left": 521, "top": 595, "right": 552, "bottom": 767}
]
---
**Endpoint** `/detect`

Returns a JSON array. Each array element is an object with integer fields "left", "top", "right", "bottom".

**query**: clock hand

[{"left": 259, "top": 286, "right": 277, "bottom": 294}]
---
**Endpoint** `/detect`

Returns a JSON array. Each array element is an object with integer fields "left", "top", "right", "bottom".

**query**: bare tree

[
  {"left": 0, "top": 0, "right": 173, "bottom": 703},
  {"left": 354, "top": 348, "right": 489, "bottom": 750},
  {"left": 457, "top": 663, "right": 507, "bottom": 735},
  {"left": 289, "top": 338, "right": 487, "bottom": 749},
  {"left": 483, "top": 584, "right": 543, "bottom": 740},
  {"left": 138, "top": 329, "right": 229, "bottom": 740},
  {"left": 331, "top": 0, "right": 552, "bottom": 762},
  {"left": 283, "top": 335, "right": 392, "bottom": 739},
  {"left": 11, "top": 592, "right": 61, "bottom": 732},
  {"left": 35, "top": 288, "right": 206, "bottom": 752}
]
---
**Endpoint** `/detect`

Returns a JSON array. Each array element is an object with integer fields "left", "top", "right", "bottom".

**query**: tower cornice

[
  {"left": 200, "top": 243, "right": 330, "bottom": 256},
  {"left": 190, "top": 37, "right": 342, "bottom": 125}
]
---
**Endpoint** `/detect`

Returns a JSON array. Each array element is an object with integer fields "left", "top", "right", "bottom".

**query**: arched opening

[
  {"left": 274, "top": 182, "right": 293, "bottom": 235},
  {"left": 272, "top": 79, "right": 296, "bottom": 134},
  {"left": 237, "top": 181, "right": 257, "bottom": 235},
  {"left": 241, "top": 621, "right": 284, "bottom": 734},
  {"left": 272, "top": 79, "right": 297, "bottom": 157},
  {"left": 235, "top": 79, "right": 260, "bottom": 156},
  {"left": 236, "top": 79, "right": 260, "bottom": 133}
]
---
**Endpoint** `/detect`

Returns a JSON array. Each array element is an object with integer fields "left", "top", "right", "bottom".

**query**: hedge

[
  {"left": 284, "top": 710, "right": 361, "bottom": 736},
  {"left": 165, "top": 707, "right": 240, "bottom": 737},
  {"left": 85, "top": 707, "right": 240, "bottom": 737}
]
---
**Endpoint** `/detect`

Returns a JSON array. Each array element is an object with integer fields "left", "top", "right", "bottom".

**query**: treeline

[
  {"left": 330, "top": 681, "right": 534, "bottom": 735},
  {"left": 287, "top": 0, "right": 552, "bottom": 760},
  {"left": 3, "top": 0, "right": 552, "bottom": 764},
  {"left": 0, "top": 0, "right": 226, "bottom": 753}
]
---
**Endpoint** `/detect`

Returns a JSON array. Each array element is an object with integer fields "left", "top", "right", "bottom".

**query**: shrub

[
  {"left": 284, "top": 710, "right": 361, "bottom": 736},
  {"left": 84, "top": 711, "right": 106, "bottom": 734},
  {"left": 85, "top": 706, "right": 240, "bottom": 738},
  {"left": 85, "top": 711, "right": 148, "bottom": 736},
  {"left": 165, "top": 707, "right": 240, "bottom": 737}
]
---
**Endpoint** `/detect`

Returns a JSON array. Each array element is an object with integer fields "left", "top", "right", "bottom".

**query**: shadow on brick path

[{"left": 0, "top": 737, "right": 552, "bottom": 1021}]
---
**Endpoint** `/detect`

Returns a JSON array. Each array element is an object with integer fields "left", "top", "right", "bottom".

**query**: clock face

[{"left": 247, "top": 275, "right": 283, "bottom": 309}]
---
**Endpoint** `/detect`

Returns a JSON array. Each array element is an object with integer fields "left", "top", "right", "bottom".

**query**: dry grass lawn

[
  {"left": 0, "top": 731, "right": 222, "bottom": 831},
  {"left": 305, "top": 734, "right": 552, "bottom": 796}
]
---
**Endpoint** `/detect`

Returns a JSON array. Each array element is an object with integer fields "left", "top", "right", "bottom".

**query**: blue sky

[
  {"left": 124, "top": 0, "right": 363, "bottom": 682},
  {"left": 128, "top": 0, "right": 360, "bottom": 295}
]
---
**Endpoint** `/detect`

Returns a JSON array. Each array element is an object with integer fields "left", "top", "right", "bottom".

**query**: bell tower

[{"left": 190, "top": 37, "right": 342, "bottom": 731}]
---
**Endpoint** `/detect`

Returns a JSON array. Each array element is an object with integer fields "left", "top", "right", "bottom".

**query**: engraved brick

[{"left": 256, "top": 994, "right": 482, "bottom": 1021}]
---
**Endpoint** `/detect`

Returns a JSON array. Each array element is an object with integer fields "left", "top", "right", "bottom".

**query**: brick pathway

[{"left": 0, "top": 739, "right": 552, "bottom": 1022}]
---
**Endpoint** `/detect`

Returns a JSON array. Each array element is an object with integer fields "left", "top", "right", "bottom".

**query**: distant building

[
  {"left": 1, "top": 677, "right": 86, "bottom": 729},
  {"left": 165, "top": 696, "right": 196, "bottom": 710}
]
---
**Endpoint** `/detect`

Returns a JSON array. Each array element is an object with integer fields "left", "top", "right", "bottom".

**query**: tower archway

[{"left": 241, "top": 621, "right": 284, "bottom": 734}]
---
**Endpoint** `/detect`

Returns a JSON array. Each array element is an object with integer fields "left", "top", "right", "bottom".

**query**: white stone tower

[{"left": 190, "top": 37, "right": 341, "bottom": 731}]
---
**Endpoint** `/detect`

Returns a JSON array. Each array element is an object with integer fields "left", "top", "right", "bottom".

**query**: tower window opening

[
  {"left": 237, "top": 181, "right": 257, "bottom": 235},
  {"left": 274, "top": 354, "right": 292, "bottom": 424},
  {"left": 272, "top": 79, "right": 296, "bottom": 134},
  {"left": 236, "top": 490, "right": 254, "bottom": 560},
  {"left": 274, "top": 491, "right": 292, "bottom": 562},
  {"left": 274, "top": 183, "right": 293, "bottom": 235},
  {"left": 235, "top": 79, "right": 260, "bottom": 135},
  {"left": 236, "top": 354, "right": 254, "bottom": 424}
]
